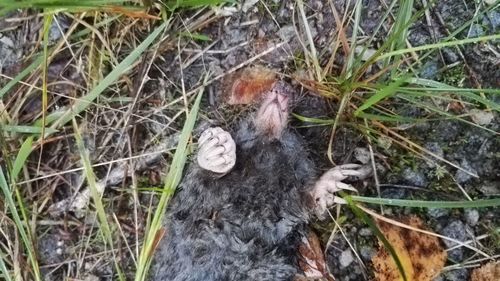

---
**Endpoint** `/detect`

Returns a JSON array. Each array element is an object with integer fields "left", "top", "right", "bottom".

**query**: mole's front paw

[
  {"left": 197, "top": 127, "right": 236, "bottom": 174},
  {"left": 312, "top": 164, "right": 372, "bottom": 218}
]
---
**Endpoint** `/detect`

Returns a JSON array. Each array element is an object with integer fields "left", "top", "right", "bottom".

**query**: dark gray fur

[{"left": 150, "top": 118, "right": 317, "bottom": 281}]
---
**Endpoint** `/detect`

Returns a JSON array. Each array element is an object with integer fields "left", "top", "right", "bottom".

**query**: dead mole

[{"left": 150, "top": 81, "right": 370, "bottom": 281}]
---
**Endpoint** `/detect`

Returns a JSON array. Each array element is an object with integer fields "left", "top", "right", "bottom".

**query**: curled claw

[
  {"left": 197, "top": 127, "right": 236, "bottom": 174},
  {"left": 312, "top": 163, "right": 372, "bottom": 218}
]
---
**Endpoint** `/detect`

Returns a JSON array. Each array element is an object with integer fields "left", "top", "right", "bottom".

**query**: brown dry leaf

[
  {"left": 372, "top": 216, "right": 447, "bottom": 281},
  {"left": 224, "top": 65, "right": 276, "bottom": 104},
  {"left": 297, "top": 230, "right": 335, "bottom": 281},
  {"left": 471, "top": 261, "right": 500, "bottom": 281}
]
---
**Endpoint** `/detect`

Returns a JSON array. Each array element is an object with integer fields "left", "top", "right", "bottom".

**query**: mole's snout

[
  {"left": 255, "top": 82, "right": 291, "bottom": 139},
  {"left": 271, "top": 90, "right": 289, "bottom": 112}
]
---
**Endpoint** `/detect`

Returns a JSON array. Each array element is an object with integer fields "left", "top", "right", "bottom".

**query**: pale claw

[
  {"left": 197, "top": 127, "right": 236, "bottom": 174},
  {"left": 312, "top": 164, "right": 372, "bottom": 218}
]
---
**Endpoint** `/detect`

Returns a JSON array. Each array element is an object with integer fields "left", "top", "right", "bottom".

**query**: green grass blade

[
  {"left": 135, "top": 78, "right": 205, "bottom": 281},
  {"left": 379, "top": 34, "right": 500, "bottom": 60},
  {"left": 396, "top": 94, "right": 498, "bottom": 135},
  {"left": 47, "top": 20, "right": 168, "bottom": 132},
  {"left": 406, "top": 78, "right": 500, "bottom": 110},
  {"left": 0, "top": 251, "right": 13, "bottom": 281},
  {"left": 356, "top": 112, "right": 423, "bottom": 123},
  {"left": 1, "top": 125, "right": 58, "bottom": 135},
  {"left": 350, "top": 196, "right": 500, "bottom": 208},
  {"left": 355, "top": 76, "right": 408, "bottom": 116},
  {"left": 0, "top": 55, "right": 43, "bottom": 99},
  {"left": 40, "top": 12, "right": 52, "bottom": 144},
  {"left": 164, "top": 0, "right": 230, "bottom": 9},
  {"left": 11, "top": 137, "right": 34, "bottom": 181},
  {"left": 0, "top": 0, "right": 129, "bottom": 8},
  {"left": 350, "top": 0, "right": 397, "bottom": 70},
  {"left": 72, "top": 118, "right": 125, "bottom": 280},
  {"left": 178, "top": 31, "right": 211, "bottom": 41},
  {"left": 343, "top": 0, "right": 362, "bottom": 78},
  {"left": 292, "top": 113, "right": 335, "bottom": 125},
  {"left": 0, "top": 168, "right": 41, "bottom": 281},
  {"left": 385, "top": 0, "right": 413, "bottom": 72}
]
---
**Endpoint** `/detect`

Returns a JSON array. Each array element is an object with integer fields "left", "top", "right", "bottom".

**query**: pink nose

[{"left": 272, "top": 91, "right": 289, "bottom": 110}]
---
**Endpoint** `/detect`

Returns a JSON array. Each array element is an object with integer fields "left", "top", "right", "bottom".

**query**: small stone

[
  {"left": 455, "top": 159, "right": 477, "bottom": 184},
  {"left": 420, "top": 60, "right": 439, "bottom": 79},
  {"left": 277, "top": 25, "right": 295, "bottom": 42},
  {"left": 241, "top": 0, "right": 259, "bottom": 12},
  {"left": 0, "top": 35, "right": 17, "bottom": 69},
  {"left": 464, "top": 209, "right": 479, "bottom": 226},
  {"left": 469, "top": 109, "right": 494, "bottom": 125},
  {"left": 424, "top": 142, "right": 444, "bottom": 168},
  {"left": 443, "top": 268, "right": 469, "bottom": 281},
  {"left": 359, "top": 246, "right": 376, "bottom": 261},
  {"left": 485, "top": 0, "right": 497, "bottom": 6},
  {"left": 354, "top": 147, "right": 370, "bottom": 164},
  {"left": 257, "top": 28, "right": 265, "bottom": 38},
  {"left": 402, "top": 168, "right": 428, "bottom": 187},
  {"left": 339, "top": 249, "right": 354, "bottom": 268},
  {"left": 477, "top": 181, "right": 500, "bottom": 196},
  {"left": 83, "top": 274, "right": 100, "bottom": 281},
  {"left": 354, "top": 46, "right": 377, "bottom": 61},
  {"left": 441, "top": 220, "right": 468, "bottom": 261},
  {"left": 376, "top": 135, "right": 393, "bottom": 150},
  {"left": 442, "top": 48, "right": 459, "bottom": 63},
  {"left": 468, "top": 24, "right": 484, "bottom": 37},
  {"left": 427, "top": 208, "right": 450, "bottom": 218},
  {"left": 485, "top": 10, "right": 500, "bottom": 29},
  {"left": 359, "top": 227, "right": 372, "bottom": 236},
  {"left": 381, "top": 188, "right": 406, "bottom": 199}
]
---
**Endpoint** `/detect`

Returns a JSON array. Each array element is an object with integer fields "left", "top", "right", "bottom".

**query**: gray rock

[
  {"left": 424, "top": 142, "right": 444, "bottom": 168},
  {"left": 359, "top": 227, "right": 372, "bottom": 237},
  {"left": 442, "top": 48, "right": 459, "bottom": 63},
  {"left": 464, "top": 209, "right": 479, "bottom": 226},
  {"left": 339, "top": 249, "right": 354, "bottom": 268},
  {"left": 420, "top": 60, "right": 439, "bottom": 79},
  {"left": 381, "top": 188, "right": 406, "bottom": 199},
  {"left": 408, "top": 23, "right": 431, "bottom": 46},
  {"left": 443, "top": 268, "right": 469, "bottom": 281},
  {"left": 468, "top": 24, "right": 484, "bottom": 38},
  {"left": 402, "top": 167, "right": 428, "bottom": 187},
  {"left": 0, "top": 35, "right": 19, "bottom": 69},
  {"left": 427, "top": 208, "right": 450, "bottom": 218},
  {"left": 485, "top": 10, "right": 500, "bottom": 29},
  {"left": 477, "top": 181, "right": 500, "bottom": 196},
  {"left": 441, "top": 220, "right": 468, "bottom": 261},
  {"left": 241, "top": 0, "right": 259, "bottom": 13},
  {"left": 359, "top": 246, "right": 376, "bottom": 261},
  {"left": 277, "top": 25, "right": 295, "bottom": 42},
  {"left": 354, "top": 147, "right": 370, "bottom": 164},
  {"left": 48, "top": 15, "right": 70, "bottom": 42},
  {"left": 455, "top": 159, "right": 477, "bottom": 184}
]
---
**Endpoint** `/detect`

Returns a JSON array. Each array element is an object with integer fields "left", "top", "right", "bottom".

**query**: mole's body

[
  {"left": 150, "top": 82, "right": 368, "bottom": 281},
  {"left": 151, "top": 120, "right": 315, "bottom": 281}
]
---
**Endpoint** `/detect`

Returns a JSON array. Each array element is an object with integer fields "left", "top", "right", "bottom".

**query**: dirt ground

[{"left": 0, "top": 0, "right": 499, "bottom": 280}]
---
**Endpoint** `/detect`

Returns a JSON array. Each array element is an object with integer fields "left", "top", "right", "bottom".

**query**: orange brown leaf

[
  {"left": 224, "top": 66, "right": 276, "bottom": 105},
  {"left": 471, "top": 261, "right": 500, "bottom": 281},
  {"left": 372, "top": 216, "right": 446, "bottom": 281}
]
